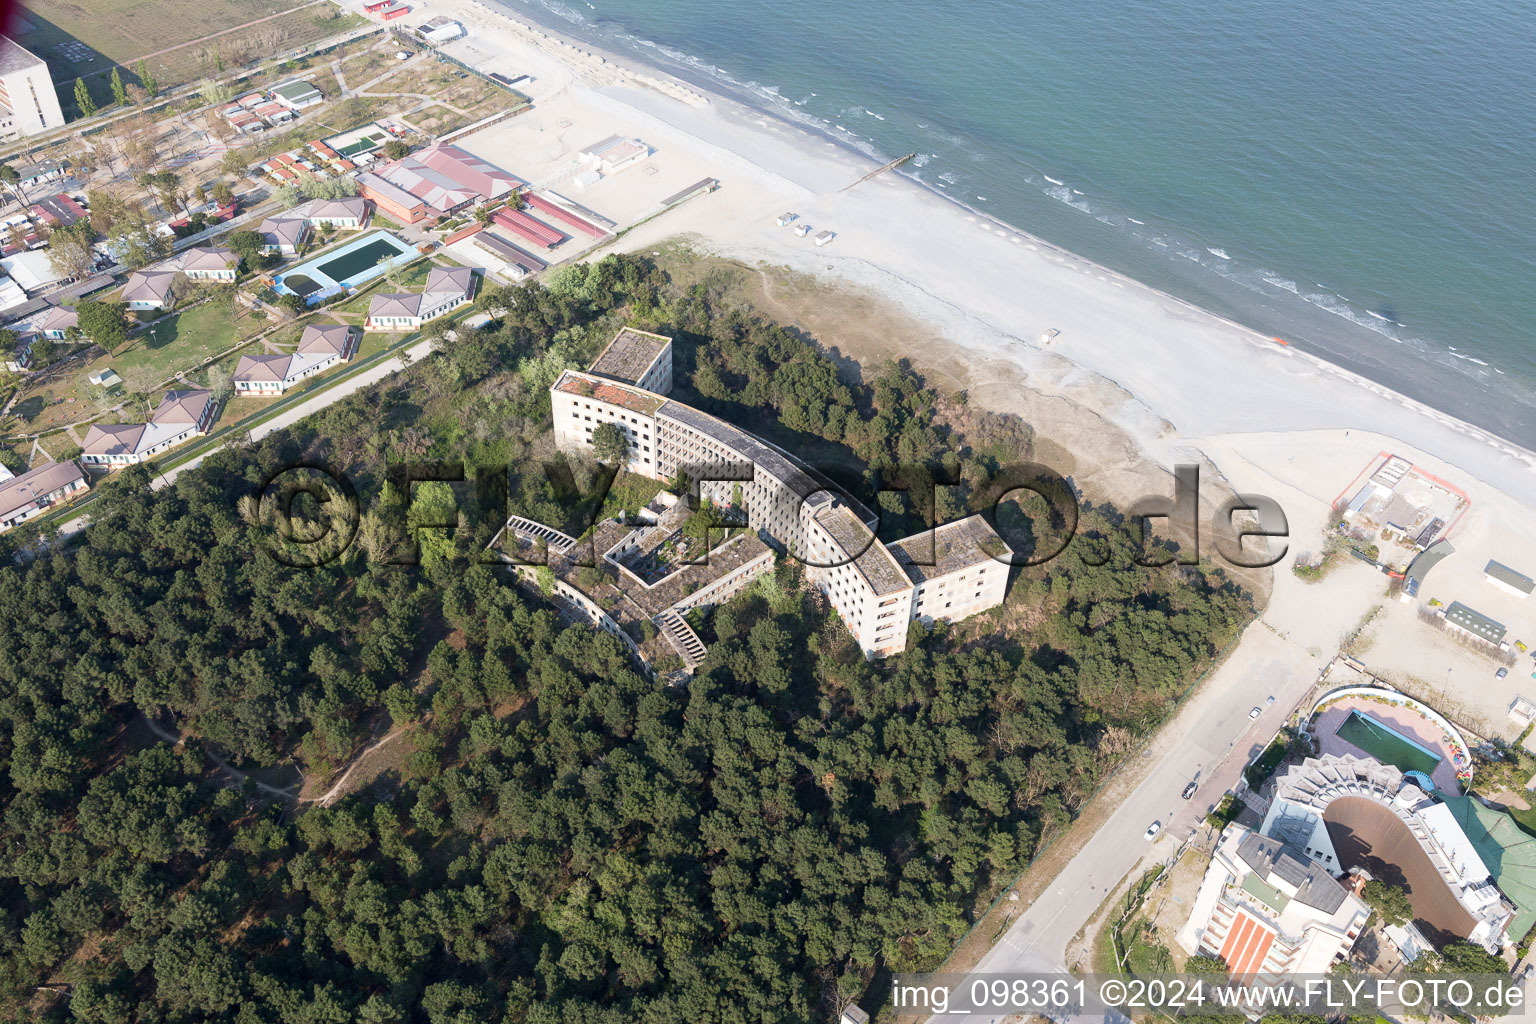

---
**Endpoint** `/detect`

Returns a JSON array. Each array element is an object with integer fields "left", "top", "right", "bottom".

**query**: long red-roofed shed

[{"left": 493, "top": 207, "right": 564, "bottom": 248}]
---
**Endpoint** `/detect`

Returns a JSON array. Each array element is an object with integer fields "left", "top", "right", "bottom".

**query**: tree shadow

[{"left": 13, "top": 395, "right": 47, "bottom": 422}]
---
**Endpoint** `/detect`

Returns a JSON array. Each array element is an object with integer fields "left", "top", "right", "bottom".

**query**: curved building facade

[{"left": 547, "top": 327, "right": 1013, "bottom": 660}]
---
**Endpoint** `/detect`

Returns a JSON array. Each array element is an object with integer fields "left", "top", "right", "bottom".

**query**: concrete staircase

[{"left": 654, "top": 609, "right": 707, "bottom": 672}]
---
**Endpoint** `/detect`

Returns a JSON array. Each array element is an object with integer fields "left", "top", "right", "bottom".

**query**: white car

[
  {"left": 1249, "top": 706, "right": 1262, "bottom": 719},
  {"left": 1144, "top": 822, "right": 1161, "bottom": 841}
]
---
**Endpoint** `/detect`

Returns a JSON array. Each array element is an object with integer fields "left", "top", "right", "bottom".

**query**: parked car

[
  {"left": 1265, "top": 695, "right": 1276, "bottom": 705},
  {"left": 1144, "top": 822, "right": 1162, "bottom": 841},
  {"left": 1249, "top": 706, "right": 1262, "bottom": 719},
  {"left": 1496, "top": 667, "right": 1509, "bottom": 679},
  {"left": 1182, "top": 781, "right": 1198, "bottom": 800}
]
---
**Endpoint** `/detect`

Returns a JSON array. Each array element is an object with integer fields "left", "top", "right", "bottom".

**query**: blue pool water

[{"left": 273, "top": 231, "right": 417, "bottom": 305}]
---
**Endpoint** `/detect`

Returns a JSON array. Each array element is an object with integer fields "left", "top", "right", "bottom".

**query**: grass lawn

[
  {"left": 36, "top": 432, "right": 82, "bottom": 461},
  {"left": 338, "top": 46, "right": 406, "bottom": 89},
  {"left": 1, "top": 294, "right": 265, "bottom": 437},
  {"left": 411, "top": 61, "right": 527, "bottom": 123},
  {"left": 15, "top": 0, "right": 364, "bottom": 101},
  {"left": 410, "top": 105, "right": 474, "bottom": 138},
  {"left": 108, "top": 296, "right": 261, "bottom": 381}
]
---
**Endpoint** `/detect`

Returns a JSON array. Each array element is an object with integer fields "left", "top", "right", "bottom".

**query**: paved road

[{"left": 952, "top": 624, "right": 1324, "bottom": 1023}]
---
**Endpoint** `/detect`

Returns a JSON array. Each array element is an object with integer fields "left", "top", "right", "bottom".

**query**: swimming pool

[
  {"left": 273, "top": 230, "right": 417, "bottom": 305},
  {"left": 1335, "top": 709, "right": 1443, "bottom": 776}
]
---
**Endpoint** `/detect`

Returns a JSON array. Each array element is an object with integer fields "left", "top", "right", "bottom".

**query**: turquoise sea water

[{"left": 503, "top": 0, "right": 1536, "bottom": 448}]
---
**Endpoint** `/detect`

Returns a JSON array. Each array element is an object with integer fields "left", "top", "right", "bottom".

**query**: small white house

[
  {"left": 579, "top": 135, "right": 650, "bottom": 175},
  {"left": 80, "top": 390, "right": 218, "bottom": 467},
  {"left": 365, "top": 266, "right": 476, "bottom": 330},
  {"left": 295, "top": 197, "right": 371, "bottom": 230},
  {"left": 233, "top": 323, "right": 359, "bottom": 395},
  {"left": 171, "top": 246, "right": 239, "bottom": 282},
  {"left": 257, "top": 216, "right": 311, "bottom": 255},
  {"left": 120, "top": 270, "right": 179, "bottom": 311}
]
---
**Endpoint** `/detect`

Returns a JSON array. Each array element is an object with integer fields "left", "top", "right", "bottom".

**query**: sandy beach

[{"left": 417, "top": 0, "right": 1536, "bottom": 687}]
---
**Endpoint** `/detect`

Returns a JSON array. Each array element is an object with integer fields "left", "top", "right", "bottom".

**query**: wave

[
  {"left": 500, "top": 0, "right": 1522, "bottom": 412},
  {"left": 1044, "top": 185, "right": 1090, "bottom": 213}
]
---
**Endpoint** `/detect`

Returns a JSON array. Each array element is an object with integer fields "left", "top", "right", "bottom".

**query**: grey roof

[
  {"left": 258, "top": 216, "right": 308, "bottom": 248},
  {"left": 0, "top": 459, "right": 86, "bottom": 519},
  {"left": 37, "top": 304, "right": 76, "bottom": 332},
  {"left": 120, "top": 270, "right": 177, "bottom": 303},
  {"left": 368, "top": 292, "right": 422, "bottom": 319},
  {"left": 588, "top": 326, "right": 670, "bottom": 385},
  {"left": 298, "top": 196, "right": 369, "bottom": 221},
  {"left": 1236, "top": 832, "right": 1349, "bottom": 913},
  {"left": 473, "top": 230, "right": 545, "bottom": 271},
  {"left": 1381, "top": 492, "right": 1420, "bottom": 531},
  {"left": 1445, "top": 601, "right": 1507, "bottom": 644},
  {"left": 233, "top": 353, "right": 291, "bottom": 382},
  {"left": 151, "top": 390, "right": 211, "bottom": 425},
  {"left": 174, "top": 246, "right": 236, "bottom": 273},
  {"left": 1485, "top": 560, "right": 1535, "bottom": 595},
  {"left": 297, "top": 323, "right": 354, "bottom": 356},
  {"left": 657, "top": 400, "right": 870, "bottom": 521},
  {"left": 889, "top": 514, "right": 1011, "bottom": 583},
  {"left": 815, "top": 502, "right": 910, "bottom": 598},
  {"left": 271, "top": 79, "right": 321, "bottom": 102},
  {"left": 80, "top": 423, "right": 144, "bottom": 458},
  {"left": 0, "top": 36, "right": 45, "bottom": 76},
  {"left": 1404, "top": 538, "right": 1455, "bottom": 585},
  {"left": 423, "top": 265, "right": 475, "bottom": 299}
]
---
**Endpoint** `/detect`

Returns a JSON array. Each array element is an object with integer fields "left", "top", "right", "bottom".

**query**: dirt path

[
  {"left": 141, "top": 714, "right": 299, "bottom": 801},
  {"left": 311, "top": 724, "right": 414, "bottom": 806}
]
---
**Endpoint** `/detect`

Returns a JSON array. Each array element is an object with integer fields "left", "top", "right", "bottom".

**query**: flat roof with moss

[
  {"left": 888, "top": 514, "right": 1011, "bottom": 583},
  {"left": 588, "top": 327, "right": 670, "bottom": 386},
  {"left": 816, "top": 503, "right": 910, "bottom": 597},
  {"left": 555, "top": 369, "right": 664, "bottom": 415}
]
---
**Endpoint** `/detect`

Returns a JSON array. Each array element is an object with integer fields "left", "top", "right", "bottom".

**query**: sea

[{"left": 499, "top": 0, "right": 1536, "bottom": 450}]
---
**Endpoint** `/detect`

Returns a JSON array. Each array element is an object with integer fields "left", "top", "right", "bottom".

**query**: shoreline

[
  {"left": 449, "top": 0, "right": 1536, "bottom": 508},
  {"left": 482, "top": 0, "right": 1536, "bottom": 455}
]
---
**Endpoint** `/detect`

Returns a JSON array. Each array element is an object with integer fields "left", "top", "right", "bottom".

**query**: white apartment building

[
  {"left": 1176, "top": 827, "right": 1369, "bottom": 980},
  {"left": 588, "top": 326, "right": 673, "bottom": 393},
  {"left": 0, "top": 37, "right": 63, "bottom": 140},
  {"left": 549, "top": 327, "right": 1015, "bottom": 662}
]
